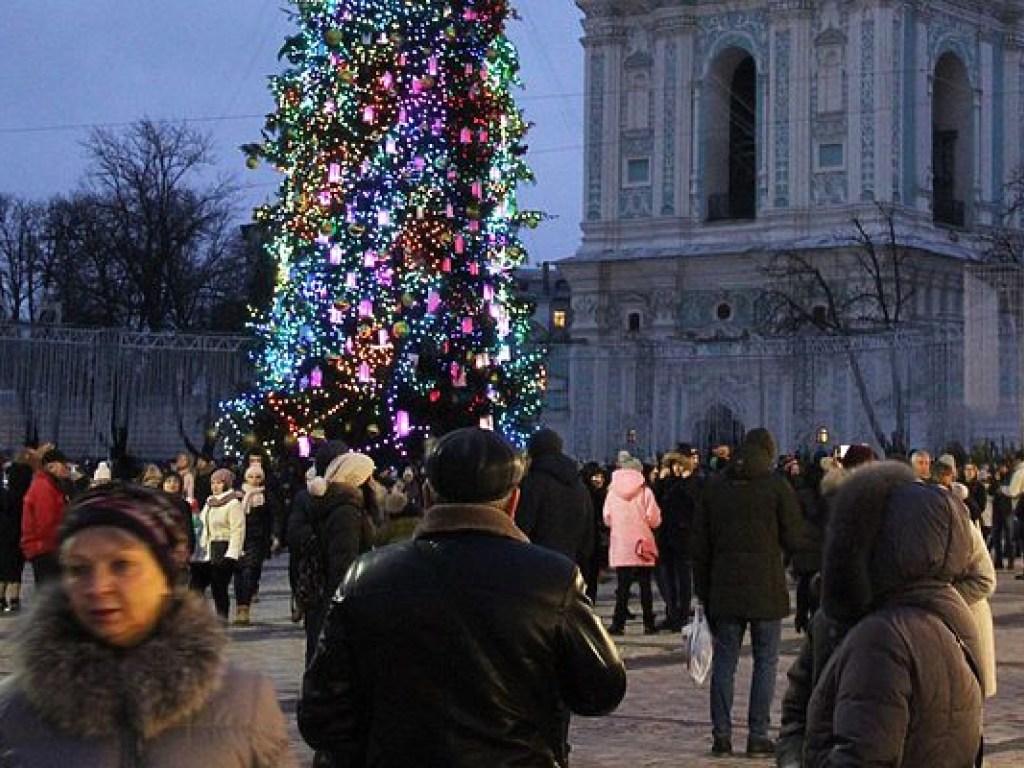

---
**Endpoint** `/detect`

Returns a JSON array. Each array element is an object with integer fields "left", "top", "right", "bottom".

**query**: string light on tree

[{"left": 221, "top": 0, "right": 545, "bottom": 460}]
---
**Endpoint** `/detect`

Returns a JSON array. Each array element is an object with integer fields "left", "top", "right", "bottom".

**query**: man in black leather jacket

[{"left": 298, "top": 427, "right": 627, "bottom": 767}]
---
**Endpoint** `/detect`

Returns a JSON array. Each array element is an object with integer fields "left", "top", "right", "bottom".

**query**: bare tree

[
  {"left": 0, "top": 194, "right": 54, "bottom": 322},
  {"left": 760, "top": 203, "right": 915, "bottom": 451},
  {"left": 45, "top": 118, "right": 246, "bottom": 330},
  {"left": 985, "top": 164, "right": 1024, "bottom": 264}
]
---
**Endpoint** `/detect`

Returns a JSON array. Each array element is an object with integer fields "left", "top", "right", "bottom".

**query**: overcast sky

[{"left": 0, "top": 1, "right": 585, "bottom": 262}]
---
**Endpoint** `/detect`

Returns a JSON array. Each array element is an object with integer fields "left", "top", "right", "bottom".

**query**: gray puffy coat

[{"left": 0, "top": 589, "right": 295, "bottom": 767}]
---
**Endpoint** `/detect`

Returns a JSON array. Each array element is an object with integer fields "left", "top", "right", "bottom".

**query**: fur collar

[
  {"left": 10, "top": 588, "right": 227, "bottom": 740},
  {"left": 414, "top": 503, "right": 529, "bottom": 543}
]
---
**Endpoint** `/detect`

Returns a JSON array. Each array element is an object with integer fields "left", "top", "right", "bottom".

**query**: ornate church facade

[{"left": 554, "top": 0, "right": 1024, "bottom": 461}]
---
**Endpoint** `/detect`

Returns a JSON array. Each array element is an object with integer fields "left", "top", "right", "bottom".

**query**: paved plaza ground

[{"left": 1, "top": 557, "right": 1022, "bottom": 766}]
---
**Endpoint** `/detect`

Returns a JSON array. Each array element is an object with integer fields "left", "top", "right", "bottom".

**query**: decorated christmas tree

[{"left": 221, "top": 0, "right": 545, "bottom": 460}]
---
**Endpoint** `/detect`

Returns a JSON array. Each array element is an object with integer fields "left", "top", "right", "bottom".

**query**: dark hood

[
  {"left": 725, "top": 442, "right": 773, "bottom": 481},
  {"left": 527, "top": 453, "right": 581, "bottom": 486},
  {"left": 869, "top": 481, "right": 974, "bottom": 600},
  {"left": 822, "top": 461, "right": 976, "bottom": 623}
]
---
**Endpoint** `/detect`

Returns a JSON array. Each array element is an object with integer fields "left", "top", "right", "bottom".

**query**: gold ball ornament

[
  {"left": 325, "top": 28, "right": 345, "bottom": 47},
  {"left": 245, "top": 156, "right": 260, "bottom": 170}
]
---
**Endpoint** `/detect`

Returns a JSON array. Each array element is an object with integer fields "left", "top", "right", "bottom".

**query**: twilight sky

[{"left": 0, "top": 1, "right": 586, "bottom": 262}]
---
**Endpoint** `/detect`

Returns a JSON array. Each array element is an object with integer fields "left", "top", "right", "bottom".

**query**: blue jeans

[{"left": 710, "top": 618, "right": 781, "bottom": 740}]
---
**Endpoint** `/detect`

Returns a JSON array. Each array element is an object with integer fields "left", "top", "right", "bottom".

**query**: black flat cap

[{"left": 426, "top": 427, "right": 522, "bottom": 503}]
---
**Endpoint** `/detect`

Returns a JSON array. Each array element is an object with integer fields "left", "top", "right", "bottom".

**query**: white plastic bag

[{"left": 681, "top": 603, "right": 714, "bottom": 686}]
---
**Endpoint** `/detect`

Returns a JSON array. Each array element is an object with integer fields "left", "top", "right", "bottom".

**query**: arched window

[
  {"left": 932, "top": 53, "right": 972, "bottom": 227},
  {"left": 705, "top": 49, "right": 758, "bottom": 221}
]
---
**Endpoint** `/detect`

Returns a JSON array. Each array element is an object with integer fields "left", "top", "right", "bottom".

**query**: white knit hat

[
  {"left": 308, "top": 451, "right": 375, "bottom": 497},
  {"left": 937, "top": 453, "right": 957, "bottom": 473},
  {"left": 92, "top": 461, "right": 112, "bottom": 484}
]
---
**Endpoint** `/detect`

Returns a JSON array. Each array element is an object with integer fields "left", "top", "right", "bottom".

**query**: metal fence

[{"left": 0, "top": 323, "right": 254, "bottom": 461}]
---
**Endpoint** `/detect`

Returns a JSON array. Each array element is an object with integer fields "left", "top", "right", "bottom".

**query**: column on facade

[
  {"left": 790, "top": 9, "right": 813, "bottom": 210},
  {"left": 911, "top": 9, "right": 932, "bottom": 213},
  {"left": 979, "top": 34, "right": 995, "bottom": 225},
  {"left": 652, "top": 10, "right": 694, "bottom": 221},
  {"left": 1004, "top": 35, "right": 1024, "bottom": 224},
  {"left": 848, "top": 7, "right": 867, "bottom": 203},
  {"left": 873, "top": 4, "right": 894, "bottom": 205},
  {"left": 580, "top": 14, "right": 625, "bottom": 228}
]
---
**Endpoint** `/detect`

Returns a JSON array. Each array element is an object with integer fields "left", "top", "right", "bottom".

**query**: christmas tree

[{"left": 221, "top": 0, "right": 546, "bottom": 461}]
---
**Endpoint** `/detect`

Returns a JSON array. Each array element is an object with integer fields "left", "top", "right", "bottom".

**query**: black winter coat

[
  {"left": 309, "top": 484, "right": 374, "bottom": 598},
  {"left": 653, "top": 472, "right": 702, "bottom": 550},
  {"left": 691, "top": 443, "right": 805, "bottom": 620},
  {"left": 298, "top": 503, "right": 626, "bottom": 767},
  {"left": 516, "top": 453, "right": 595, "bottom": 567}
]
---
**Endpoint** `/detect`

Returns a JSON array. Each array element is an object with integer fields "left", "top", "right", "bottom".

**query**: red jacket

[{"left": 21, "top": 470, "right": 67, "bottom": 559}]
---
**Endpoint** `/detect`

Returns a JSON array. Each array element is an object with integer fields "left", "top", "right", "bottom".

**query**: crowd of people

[{"left": 0, "top": 427, "right": 1014, "bottom": 765}]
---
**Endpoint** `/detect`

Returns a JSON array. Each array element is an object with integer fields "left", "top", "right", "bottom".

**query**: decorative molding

[
  {"left": 619, "top": 186, "right": 654, "bottom": 218},
  {"left": 662, "top": 39, "right": 678, "bottom": 215},
  {"left": 928, "top": 11, "right": 980, "bottom": 87},
  {"left": 860, "top": 17, "right": 876, "bottom": 201},
  {"left": 892, "top": 7, "right": 904, "bottom": 202},
  {"left": 586, "top": 52, "right": 606, "bottom": 221},
  {"left": 812, "top": 171, "right": 848, "bottom": 205},
  {"left": 774, "top": 28, "right": 792, "bottom": 208},
  {"left": 698, "top": 9, "right": 770, "bottom": 70}
]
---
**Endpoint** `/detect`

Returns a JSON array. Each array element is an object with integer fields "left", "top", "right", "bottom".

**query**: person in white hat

[{"left": 301, "top": 451, "right": 378, "bottom": 662}]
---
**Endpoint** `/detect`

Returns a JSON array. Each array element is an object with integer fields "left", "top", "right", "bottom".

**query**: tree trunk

[
  {"left": 847, "top": 347, "right": 888, "bottom": 448},
  {"left": 888, "top": 340, "right": 906, "bottom": 453}
]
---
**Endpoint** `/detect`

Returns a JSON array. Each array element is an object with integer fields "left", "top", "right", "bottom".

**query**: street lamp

[{"left": 816, "top": 426, "right": 829, "bottom": 445}]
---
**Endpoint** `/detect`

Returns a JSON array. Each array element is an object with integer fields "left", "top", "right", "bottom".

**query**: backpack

[{"left": 293, "top": 527, "right": 327, "bottom": 610}]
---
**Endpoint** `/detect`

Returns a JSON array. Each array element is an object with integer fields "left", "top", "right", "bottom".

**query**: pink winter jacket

[{"left": 603, "top": 468, "right": 661, "bottom": 568}]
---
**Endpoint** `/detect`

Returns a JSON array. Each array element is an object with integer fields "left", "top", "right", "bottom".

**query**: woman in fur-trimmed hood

[
  {"left": 802, "top": 461, "right": 983, "bottom": 767},
  {"left": 0, "top": 483, "right": 295, "bottom": 768}
]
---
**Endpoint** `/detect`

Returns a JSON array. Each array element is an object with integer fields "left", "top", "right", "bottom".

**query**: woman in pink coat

[{"left": 603, "top": 456, "right": 661, "bottom": 634}]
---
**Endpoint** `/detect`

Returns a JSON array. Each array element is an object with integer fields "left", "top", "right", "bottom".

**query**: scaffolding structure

[{"left": 0, "top": 323, "right": 253, "bottom": 460}]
